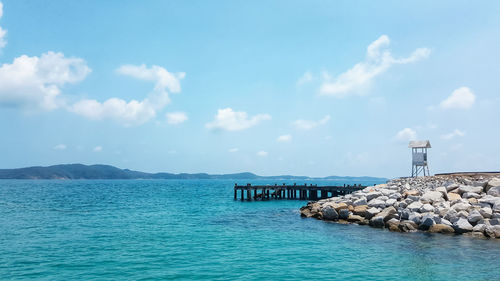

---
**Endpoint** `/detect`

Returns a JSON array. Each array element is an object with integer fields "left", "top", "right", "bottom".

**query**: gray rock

[
  {"left": 473, "top": 223, "right": 486, "bottom": 233},
  {"left": 409, "top": 213, "right": 422, "bottom": 224},
  {"left": 365, "top": 192, "right": 381, "bottom": 201},
  {"left": 421, "top": 191, "right": 443, "bottom": 203},
  {"left": 407, "top": 201, "right": 423, "bottom": 212},
  {"left": 478, "top": 195, "right": 500, "bottom": 206},
  {"left": 490, "top": 218, "right": 500, "bottom": 225},
  {"left": 479, "top": 207, "right": 492, "bottom": 219},
  {"left": 399, "top": 220, "right": 418, "bottom": 232},
  {"left": 389, "top": 193, "right": 402, "bottom": 200},
  {"left": 453, "top": 218, "right": 473, "bottom": 233},
  {"left": 386, "top": 198, "right": 397, "bottom": 207},
  {"left": 369, "top": 216, "right": 385, "bottom": 228},
  {"left": 353, "top": 197, "right": 367, "bottom": 206},
  {"left": 467, "top": 210, "right": 483, "bottom": 224},
  {"left": 374, "top": 206, "right": 398, "bottom": 222},
  {"left": 436, "top": 186, "right": 448, "bottom": 200},
  {"left": 484, "top": 225, "right": 500, "bottom": 238},
  {"left": 486, "top": 178, "right": 500, "bottom": 192},
  {"left": 339, "top": 209, "right": 350, "bottom": 220},
  {"left": 322, "top": 206, "right": 339, "bottom": 220},
  {"left": 419, "top": 214, "right": 436, "bottom": 230},
  {"left": 463, "top": 192, "right": 481, "bottom": 199},
  {"left": 452, "top": 202, "right": 471, "bottom": 212},
  {"left": 446, "top": 183, "right": 459, "bottom": 192},
  {"left": 367, "top": 198, "right": 386, "bottom": 208},
  {"left": 365, "top": 207, "right": 380, "bottom": 219},
  {"left": 458, "top": 185, "right": 483, "bottom": 195},
  {"left": 419, "top": 204, "right": 434, "bottom": 213},
  {"left": 440, "top": 218, "right": 452, "bottom": 227},
  {"left": 488, "top": 186, "right": 500, "bottom": 197},
  {"left": 400, "top": 209, "right": 411, "bottom": 220}
]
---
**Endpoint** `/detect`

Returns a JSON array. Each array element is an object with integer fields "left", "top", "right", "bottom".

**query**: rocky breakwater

[{"left": 300, "top": 175, "right": 500, "bottom": 238}]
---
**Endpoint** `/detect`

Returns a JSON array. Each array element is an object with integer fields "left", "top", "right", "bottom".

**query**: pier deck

[{"left": 234, "top": 183, "right": 367, "bottom": 201}]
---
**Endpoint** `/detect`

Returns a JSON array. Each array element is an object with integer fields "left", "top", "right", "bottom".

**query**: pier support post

[
  {"left": 234, "top": 188, "right": 237, "bottom": 200},
  {"left": 247, "top": 189, "right": 251, "bottom": 201}
]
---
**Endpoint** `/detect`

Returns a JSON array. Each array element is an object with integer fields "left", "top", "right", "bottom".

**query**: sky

[{"left": 0, "top": 0, "right": 499, "bottom": 178}]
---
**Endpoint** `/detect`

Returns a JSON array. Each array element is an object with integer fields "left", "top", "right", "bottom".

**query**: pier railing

[{"left": 234, "top": 183, "right": 366, "bottom": 201}]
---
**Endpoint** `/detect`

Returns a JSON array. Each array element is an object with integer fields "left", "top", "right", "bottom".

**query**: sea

[{"left": 0, "top": 179, "right": 499, "bottom": 280}]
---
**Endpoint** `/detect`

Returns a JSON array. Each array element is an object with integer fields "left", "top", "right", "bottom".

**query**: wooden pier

[{"left": 234, "top": 183, "right": 366, "bottom": 201}]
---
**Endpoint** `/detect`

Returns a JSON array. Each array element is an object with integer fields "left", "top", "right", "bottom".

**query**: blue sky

[{"left": 0, "top": 0, "right": 499, "bottom": 178}]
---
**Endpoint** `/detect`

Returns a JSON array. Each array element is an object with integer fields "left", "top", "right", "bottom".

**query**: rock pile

[{"left": 300, "top": 175, "right": 500, "bottom": 238}]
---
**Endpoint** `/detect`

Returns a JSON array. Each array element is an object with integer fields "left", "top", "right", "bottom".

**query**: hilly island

[{"left": 0, "top": 164, "right": 387, "bottom": 181}]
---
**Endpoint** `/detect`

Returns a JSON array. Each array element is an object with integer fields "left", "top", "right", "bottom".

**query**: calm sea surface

[{"left": 0, "top": 179, "right": 499, "bottom": 280}]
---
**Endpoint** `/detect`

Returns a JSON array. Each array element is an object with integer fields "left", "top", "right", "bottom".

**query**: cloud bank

[
  {"left": 319, "top": 35, "right": 430, "bottom": 98},
  {"left": 206, "top": 108, "right": 271, "bottom": 131}
]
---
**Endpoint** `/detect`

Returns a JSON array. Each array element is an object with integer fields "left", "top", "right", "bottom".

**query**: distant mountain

[{"left": 0, "top": 164, "right": 387, "bottom": 182}]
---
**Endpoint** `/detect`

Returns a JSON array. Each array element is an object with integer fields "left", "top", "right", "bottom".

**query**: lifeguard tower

[{"left": 409, "top": 140, "right": 431, "bottom": 177}]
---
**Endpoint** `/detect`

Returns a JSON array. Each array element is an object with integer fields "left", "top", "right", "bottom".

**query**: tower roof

[{"left": 408, "top": 140, "right": 431, "bottom": 148}]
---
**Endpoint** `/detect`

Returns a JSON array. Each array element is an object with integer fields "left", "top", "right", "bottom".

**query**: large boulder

[
  {"left": 486, "top": 178, "right": 500, "bottom": 192},
  {"left": 365, "top": 207, "right": 380, "bottom": 219},
  {"left": 353, "top": 205, "right": 368, "bottom": 216},
  {"left": 436, "top": 186, "right": 448, "bottom": 200},
  {"left": 419, "top": 214, "right": 436, "bottom": 231},
  {"left": 353, "top": 197, "right": 367, "bottom": 206},
  {"left": 446, "top": 183, "right": 459, "bottom": 192},
  {"left": 429, "top": 224, "right": 455, "bottom": 234},
  {"left": 369, "top": 216, "right": 385, "bottom": 228},
  {"left": 487, "top": 186, "right": 500, "bottom": 197},
  {"left": 467, "top": 210, "right": 483, "bottom": 224},
  {"left": 484, "top": 225, "right": 500, "bottom": 238},
  {"left": 366, "top": 192, "right": 381, "bottom": 201},
  {"left": 453, "top": 218, "right": 473, "bottom": 233},
  {"left": 347, "top": 214, "right": 365, "bottom": 223},
  {"left": 458, "top": 185, "right": 483, "bottom": 195},
  {"left": 398, "top": 220, "right": 418, "bottom": 232},
  {"left": 322, "top": 206, "right": 339, "bottom": 220},
  {"left": 447, "top": 193, "right": 461, "bottom": 201},
  {"left": 367, "top": 198, "right": 386, "bottom": 208},
  {"left": 407, "top": 201, "right": 423, "bottom": 212},
  {"left": 385, "top": 198, "right": 397, "bottom": 207},
  {"left": 419, "top": 204, "right": 435, "bottom": 213},
  {"left": 403, "top": 190, "right": 420, "bottom": 198},
  {"left": 374, "top": 206, "right": 398, "bottom": 222},
  {"left": 339, "top": 209, "right": 350, "bottom": 220},
  {"left": 385, "top": 218, "right": 400, "bottom": 232},
  {"left": 479, "top": 207, "right": 493, "bottom": 219},
  {"left": 452, "top": 202, "right": 471, "bottom": 212},
  {"left": 421, "top": 191, "right": 443, "bottom": 203},
  {"left": 472, "top": 224, "right": 487, "bottom": 233},
  {"left": 463, "top": 192, "right": 481, "bottom": 199}
]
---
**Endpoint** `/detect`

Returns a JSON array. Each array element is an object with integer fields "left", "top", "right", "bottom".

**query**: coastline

[{"left": 300, "top": 174, "right": 500, "bottom": 239}]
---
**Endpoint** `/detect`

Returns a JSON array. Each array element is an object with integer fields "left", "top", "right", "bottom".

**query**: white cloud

[
  {"left": 53, "top": 144, "right": 66, "bottom": 150},
  {"left": 276, "top": 134, "right": 292, "bottom": 142},
  {"left": 93, "top": 146, "right": 103, "bottom": 152},
  {"left": 206, "top": 108, "right": 271, "bottom": 131},
  {"left": 257, "top": 151, "right": 268, "bottom": 157},
  {"left": 0, "top": 52, "right": 91, "bottom": 110},
  {"left": 0, "top": 2, "right": 6, "bottom": 49},
  {"left": 395, "top": 128, "right": 417, "bottom": 142},
  {"left": 228, "top": 148, "right": 239, "bottom": 153},
  {"left": 441, "top": 129, "right": 465, "bottom": 140},
  {"left": 70, "top": 64, "right": 185, "bottom": 126},
  {"left": 439, "top": 87, "right": 475, "bottom": 110},
  {"left": 296, "top": 71, "right": 313, "bottom": 86},
  {"left": 320, "top": 35, "right": 430, "bottom": 98},
  {"left": 292, "top": 115, "right": 330, "bottom": 130},
  {"left": 166, "top": 111, "right": 188, "bottom": 125}
]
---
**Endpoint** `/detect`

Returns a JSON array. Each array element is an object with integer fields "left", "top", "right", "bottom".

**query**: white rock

[
  {"left": 386, "top": 198, "right": 397, "bottom": 207},
  {"left": 436, "top": 186, "right": 448, "bottom": 200},
  {"left": 452, "top": 202, "right": 471, "bottom": 212},
  {"left": 365, "top": 192, "right": 381, "bottom": 201},
  {"left": 479, "top": 207, "right": 492, "bottom": 219},
  {"left": 487, "top": 186, "right": 500, "bottom": 197},
  {"left": 464, "top": 192, "right": 482, "bottom": 199},
  {"left": 453, "top": 218, "right": 473, "bottom": 233},
  {"left": 421, "top": 191, "right": 443, "bottom": 203},
  {"left": 367, "top": 199, "right": 386, "bottom": 208},
  {"left": 458, "top": 185, "right": 483, "bottom": 194},
  {"left": 473, "top": 224, "right": 486, "bottom": 233},
  {"left": 353, "top": 197, "right": 367, "bottom": 206},
  {"left": 419, "top": 204, "right": 435, "bottom": 213},
  {"left": 365, "top": 207, "right": 380, "bottom": 219},
  {"left": 440, "top": 218, "right": 452, "bottom": 227},
  {"left": 407, "top": 201, "right": 423, "bottom": 212}
]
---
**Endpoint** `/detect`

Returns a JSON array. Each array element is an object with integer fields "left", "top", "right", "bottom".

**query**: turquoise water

[{"left": 0, "top": 179, "right": 499, "bottom": 280}]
